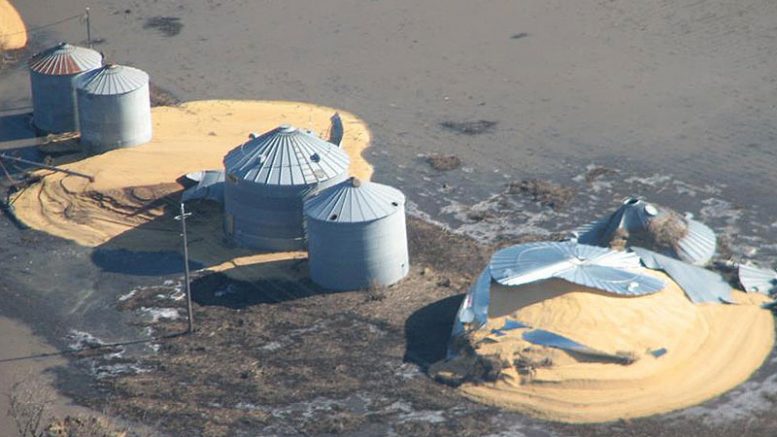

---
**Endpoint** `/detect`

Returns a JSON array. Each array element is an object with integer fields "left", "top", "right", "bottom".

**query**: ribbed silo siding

[
  {"left": 77, "top": 85, "right": 152, "bottom": 151},
  {"left": 223, "top": 173, "right": 348, "bottom": 251},
  {"left": 307, "top": 210, "right": 409, "bottom": 291},
  {"left": 30, "top": 71, "right": 82, "bottom": 133}
]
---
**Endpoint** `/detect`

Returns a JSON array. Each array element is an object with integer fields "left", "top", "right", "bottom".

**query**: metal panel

[
  {"left": 28, "top": 43, "right": 102, "bottom": 133},
  {"left": 182, "top": 170, "right": 225, "bottom": 203},
  {"left": 304, "top": 178, "right": 405, "bottom": 223},
  {"left": 738, "top": 264, "right": 777, "bottom": 294},
  {"left": 452, "top": 268, "right": 491, "bottom": 340},
  {"left": 488, "top": 242, "right": 665, "bottom": 296},
  {"left": 223, "top": 125, "right": 350, "bottom": 187},
  {"left": 28, "top": 42, "right": 102, "bottom": 75},
  {"left": 76, "top": 81, "right": 152, "bottom": 152},
  {"left": 574, "top": 197, "right": 716, "bottom": 266},
  {"left": 223, "top": 171, "right": 347, "bottom": 251},
  {"left": 305, "top": 201, "right": 409, "bottom": 290},
  {"left": 632, "top": 247, "right": 732, "bottom": 304},
  {"left": 522, "top": 329, "right": 634, "bottom": 364},
  {"left": 76, "top": 64, "right": 148, "bottom": 95},
  {"left": 575, "top": 198, "right": 656, "bottom": 244},
  {"left": 675, "top": 218, "right": 717, "bottom": 266}
]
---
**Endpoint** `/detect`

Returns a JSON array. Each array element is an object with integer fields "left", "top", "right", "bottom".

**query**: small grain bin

[
  {"left": 303, "top": 177, "right": 409, "bottom": 290},
  {"left": 75, "top": 64, "right": 152, "bottom": 152},
  {"left": 28, "top": 42, "right": 102, "bottom": 133},
  {"left": 223, "top": 125, "right": 350, "bottom": 251}
]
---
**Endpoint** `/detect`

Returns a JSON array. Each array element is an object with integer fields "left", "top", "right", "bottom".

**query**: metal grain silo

[
  {"left": 28, "top": 42, "right": 102, "bottom": 133},
  {"left": 223, "top": 125, "right": 350, "bottom": 251},
  {"left": 75, "top": 64, "right": 152, "bottom": 152},
  {"left": 303, "top": 177, "right": 409, "bottom": 290}
]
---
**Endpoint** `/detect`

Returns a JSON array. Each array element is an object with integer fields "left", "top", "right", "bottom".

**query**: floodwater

[{"left": 1, "top": 0, "right": 776, "bottom": 434}]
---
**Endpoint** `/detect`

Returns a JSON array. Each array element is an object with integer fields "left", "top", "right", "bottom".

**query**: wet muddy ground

[{"left": 1, "top": 187, "right": 777, "bottom": 436}]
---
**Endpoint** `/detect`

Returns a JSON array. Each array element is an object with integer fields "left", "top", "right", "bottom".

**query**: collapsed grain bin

[
  {"left": 75, "top": 64, "right": 152, "bottom": 152},
  {"left": 303, "top": 177, "right": 409, "bottom": 290},
  {"left": 223, "top": 125, "right": 350, "bottom": 251},
  {"left": 28, "top": 42, "right": 102, "bottom": 133}
]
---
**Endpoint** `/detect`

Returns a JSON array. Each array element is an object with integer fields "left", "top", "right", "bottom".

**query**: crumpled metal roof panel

[
  {"left": 522, "top": 329, "right": 634, "bottom": 364},
  {"left": 488, "top": 241, "right": 665, "bottom": 296},
  {"left": 182, "top": 170, "right": 225, "bottom": 203},
  {"left": 738, "top": 264, "right": 777, "bottom": 295},
  {"left": 28, "top": 42, "right": 102, "bottom": 75},
  {"left": 223, "top": 125, "right": 350, "bottom": 187},
  {"left": 76, "top": 64, "right": 149, "bottom": 95},
  {"left": 675, "top": 218, "right": 717, "bottom": 266},
  {"left": 574, "top": 197, "right": 717, "bottom": 266},
  {"left": 632, "top": 247, "right": 731, "bottom": 304},
  {"left": 304, "top": 177, "right": 404, "bottom": 223}
]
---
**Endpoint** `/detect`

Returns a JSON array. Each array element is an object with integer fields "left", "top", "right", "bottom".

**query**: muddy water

[{"left": 1, "top": 0, "right": 777, "bottom": 434}]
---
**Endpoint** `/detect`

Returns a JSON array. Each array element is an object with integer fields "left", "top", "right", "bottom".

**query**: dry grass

[
  {"left": 646, "top": 210, "right": 688, "bottom": 249},
  {"left": 584, "top": 166, "right": 618, "bottom": 184},
  {"left": 7, "top": 376, "right": 53, "bottom": 437},
  {"left": 148, "top": 83, "right": 180, "bottom": 107}
]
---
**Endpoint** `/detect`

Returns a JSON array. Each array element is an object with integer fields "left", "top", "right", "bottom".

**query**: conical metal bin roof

[
  {"left": 574, "top": 197, "right": 717, "bottom": 266},
  {"left": 224, "top": 125, "right": 350, "bottom": 187},
  {"left": 488, "top": 241, "right": 665, "bottom": 296},
  {"left": 28, "top": 42, "right": 102, "bottom": 75},
  {"left": 75, "top": 64, "right": 149, "bottom": 95},
  {"left": 304, "top": 177, "right": 404, "bottom": 223}
]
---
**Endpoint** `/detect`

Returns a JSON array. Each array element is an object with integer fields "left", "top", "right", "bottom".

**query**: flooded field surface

[{"left": 1, "top": 0, "right": 776, "bottom": 435}]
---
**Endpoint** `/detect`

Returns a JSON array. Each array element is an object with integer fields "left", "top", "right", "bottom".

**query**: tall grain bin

[
  {"left": 75, "top": 64, "right": 152, "bottom": 152},
  {"left": 223, "top": 125, "right": 350, "bottom": 251},
  {"left": 28, "top": 42, "right": 102, "bottom": 133},
  {"left": 303, "top": 177, "right": 409, "bottom": 290}
]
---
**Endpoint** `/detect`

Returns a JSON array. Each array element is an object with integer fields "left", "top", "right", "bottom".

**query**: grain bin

[
  {"left": 303, "top": 177, "right": 409, "bottom": 290},
  {"left": 223, "top": 125, "right": 350, "bottom": 251},
  {"left": 75, "top": 64, "right": 152, "bottom": 152},
  {"left": 28, "top": 42, "right": 102, "bottom": 133}
]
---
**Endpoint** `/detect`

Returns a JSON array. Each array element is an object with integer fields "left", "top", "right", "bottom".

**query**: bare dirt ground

[{"left": 65, "top": 214, "right": 777, "bottom": 436}]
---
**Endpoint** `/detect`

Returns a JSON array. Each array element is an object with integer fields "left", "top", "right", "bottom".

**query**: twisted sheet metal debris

[
  {"left": 489, "top": 241, "right": 665, "bottom": 296},
  {"left": 632, "top": 247, "right": 732, "bottom": 304},
  {"left": 490, "top": 319, "right": 528, "bottom": 337},
  {"left": 738, "top": 264, "right": 777, "bottom": 295},
  {"left": 522, "top": 329, "right": 635, "bottom": 364},
  {"left": 574, "top": 197, "right": 717, "bottom": 266},
  {"left": 181, "top": 170, "right": 224, "bottom": 203},
  {"left": 452, "top": 268, "right": 491, "bottom": 338}
]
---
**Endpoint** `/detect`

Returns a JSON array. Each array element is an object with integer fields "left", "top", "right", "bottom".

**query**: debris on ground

[
  {"left": 506, "top": 179, "right": 576, "bottom": 210},
  {"left": 426, "top": 154, "right": 462, "bottom": 171},
  {"left": 440, "top": 120, "right": 497, "bottom": 135}
]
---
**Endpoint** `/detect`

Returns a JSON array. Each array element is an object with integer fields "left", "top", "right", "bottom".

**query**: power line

[{"left": 0, "top": 13, "right": 84, "bottom": 38}]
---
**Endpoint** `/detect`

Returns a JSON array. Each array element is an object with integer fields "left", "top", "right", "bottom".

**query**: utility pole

[
  {"left": 175, "top": 203, "right": 194, "bottom": 334},
  {"left": 85, "top": 7, "right": 92, "bottom": 48}
]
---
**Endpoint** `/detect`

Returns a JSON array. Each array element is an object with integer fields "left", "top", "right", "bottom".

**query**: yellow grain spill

[
  {"left": 11, "top": 100, "right": 372, "bottom": 280},
  {"left": 0, "top": 0, "right": 27, "bottom": 50},
  {"left": 440, "top": 271, "right": 775, "bottom": 423}
]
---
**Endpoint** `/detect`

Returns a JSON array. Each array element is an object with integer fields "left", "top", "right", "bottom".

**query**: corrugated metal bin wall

[
  {"left": 28, "top": 42, "right": 102, "bottom": 133},
  {"left": 304, "top": 178, "right": 409, "bottom": 290},
  {"left": 224, "top": 175, "right": 347, "bottom": 251},
  {"left": 222, "top": 125, "right": 350, "bottom": 251},
  {"left": 75, "top": 64, "right": 152, "bottom": 152}
]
